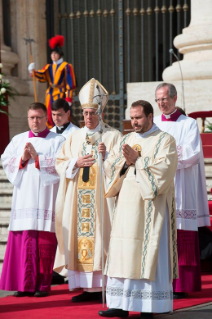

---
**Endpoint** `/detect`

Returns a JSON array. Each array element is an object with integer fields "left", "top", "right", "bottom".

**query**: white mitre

[{"left": 78, "top": 78, "right": 109, "bottom": 110}]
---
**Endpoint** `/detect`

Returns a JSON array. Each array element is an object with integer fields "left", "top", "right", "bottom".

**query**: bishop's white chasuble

[{"left": 54, "top": 123, "right": 121, "bottom": 289}]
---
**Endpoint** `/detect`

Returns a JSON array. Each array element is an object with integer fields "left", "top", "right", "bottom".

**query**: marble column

[
  {"left": 127, "top": 0, "right": 212, "bottom": 120},
  {"left": 163, "top": 0, "right": 212, "bottom": 81},
  {"left": 0, "top": 0, "right": 48, "bottom": 138}
]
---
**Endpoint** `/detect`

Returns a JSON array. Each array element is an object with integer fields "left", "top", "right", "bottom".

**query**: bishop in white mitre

[
  {"left": 54, "top": 78, "right": 122, "bottom": 303},
  {"left": 0, "top": 102, "right": 65, "bottom": 297},
  {"left": 99, "top": 100, "right": 178, "bottom": 319}
]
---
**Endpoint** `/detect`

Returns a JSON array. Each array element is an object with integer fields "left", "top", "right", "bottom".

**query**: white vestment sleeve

[
  {"left": 1, "top": 138, "right": 24, "bottom": 186},
  {"left": 177, "top": 120, "right": 200, "bottom": 170},
  {"left": 65, "top": 158, "right": 79, "bottom": 179},
  {"left": 39, "top": 139, "right": 64, "bottom": 186}
]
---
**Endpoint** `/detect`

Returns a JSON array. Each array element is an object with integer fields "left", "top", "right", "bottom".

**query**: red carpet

[{"left": 0, "top": 274, "right": 212, "bottom": 319}]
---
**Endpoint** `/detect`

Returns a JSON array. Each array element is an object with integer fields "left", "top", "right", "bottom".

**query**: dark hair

[
  {"left": 51, "top": 98, "right": 70, "bottom": 112},
  {"left": 51, "top": 46, "right": 64, "bottom": 57},
  {"left": 51, "top": 98, "right": 80, "bottom": 127},
  {"left": 176, "top": 106, "right": 186, "bottom": 116},
  {"left": 28, "top": 102, "right": 47, "bottom": 114},
  {"left": 131, "top": 100, "right": 154, "bottom": 117},
  {"left": 155, "top": 83, "right": 177, "bottom": 98}
]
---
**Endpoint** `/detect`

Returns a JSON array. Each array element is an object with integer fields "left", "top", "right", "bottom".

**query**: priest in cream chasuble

[
  {"left": 99, "top": 100, "right": 178, "bottom": 318},
  {"left": 54, "top": 79, "right": 122, "bottom": 302}
]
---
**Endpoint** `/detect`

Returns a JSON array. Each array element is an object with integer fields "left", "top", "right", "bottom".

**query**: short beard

[{"left": 133, "top": 123, "right": 150, "bottom": 134}]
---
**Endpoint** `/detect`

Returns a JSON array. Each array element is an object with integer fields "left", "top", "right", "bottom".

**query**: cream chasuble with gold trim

[
  {"left": 54, "top": 123, "right": 122, "bottom": 275},
  {"left": 104, "top": 127, "right": 178, "bottom": 282}
]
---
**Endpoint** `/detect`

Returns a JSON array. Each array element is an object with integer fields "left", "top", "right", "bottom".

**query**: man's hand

[
  {"left": 22, "top": 145, "right": 31, "bottom": 162},
  {"left": 98, "top": 142, "right": 106, "bottom": 159},
  {"left": 26, "top": 142, "right": 38, "bottom": 161},
  {"left": 122, "top": 144, "right": 139, "bottom": 165},
  {"left": 75, "top": 154, "right": 95, "bottom": 168},
  {"left": 28, "top": 62, "right": 35, "bottom": 74}
]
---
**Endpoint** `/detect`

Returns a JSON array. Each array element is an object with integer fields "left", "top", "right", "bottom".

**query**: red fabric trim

[
  {"left": 188, "top": 110, "right": 212, "bottom": 119},
  {"left": 35, "top": 155, "right": 40, "bottom": 169},
  {"left": 19, "top": 158, "right": 29, "bottom": 170}
]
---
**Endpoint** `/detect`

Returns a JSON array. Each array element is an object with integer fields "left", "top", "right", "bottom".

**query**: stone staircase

[
  {"left": 0, "top": 159, "right": 212, "bottom": 275},
  {"left": 0, "top": 160, "right": 13, "bottom": 275}
]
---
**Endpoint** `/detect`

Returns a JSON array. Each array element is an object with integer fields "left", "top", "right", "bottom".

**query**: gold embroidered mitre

[{"left": 78, "top": 78, "right": 109, "bottom": 110}]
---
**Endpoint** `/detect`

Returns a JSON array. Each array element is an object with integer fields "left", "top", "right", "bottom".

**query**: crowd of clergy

[{"left": 0, "top": 36, "right": 210, "bottom": 319}]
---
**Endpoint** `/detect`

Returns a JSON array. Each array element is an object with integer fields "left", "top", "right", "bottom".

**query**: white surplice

[
  {"left": 154, "top": 114, "right": 210, "bottom": 230},
  {"left": 50, "top": 122, "right": 79, "bottom": 139},
  {"left": 1, "top": 131, "right": 65, "bottom": 232}
]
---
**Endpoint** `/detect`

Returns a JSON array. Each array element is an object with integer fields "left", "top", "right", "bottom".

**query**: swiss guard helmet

[{"left": 49, "top": 35, "right": 64, "bottom": 57}]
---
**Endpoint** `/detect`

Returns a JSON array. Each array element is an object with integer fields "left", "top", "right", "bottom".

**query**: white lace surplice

[
  {"left": 154, "top": 115, "right": 210, "bottom": 230},
  {"left": 1, "top": 131, "right": 65, "bottom": 232}
]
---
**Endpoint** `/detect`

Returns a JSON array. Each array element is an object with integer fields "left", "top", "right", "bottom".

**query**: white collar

[
  {"left": 163, "top": 108, "right": 177, "bottom": 119},
  {"left": 135, "top": 123, "right": 159, "bottom": 138},
  {"left": 31, "top": 127, "right": 47, "bottom": 136},
  {"left": 83, "top": 123, "right": 100, "bottom": 134},
  {"left": 53, "top": 57, "right": 63, "bottom": 65}
]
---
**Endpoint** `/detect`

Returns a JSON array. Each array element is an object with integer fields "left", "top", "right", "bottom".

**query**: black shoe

[
  {"left": 72, "top": 291, "right": 103, "bottom": 303},
  {"left": 173, "top": 292, "right": 187, "bottom": 299},
  {"left": 140, "top": 313, "right": 154, "bottom": 319},
  {"left": 13, "top": 291, "right": 34, "bottom": 297},
  {"left": 98, "top": 308, "right": 129, "bottom": 317},
  {"left": 34, "top": 291, "right": 48, "bottom": 297}
]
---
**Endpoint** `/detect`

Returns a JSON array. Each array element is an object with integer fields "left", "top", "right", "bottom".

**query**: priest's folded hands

[
  {"left": 122, "top": 143, "right": 139, "bottom": 166},
  {"left": 22, "top": 142, "right": 38, "bottom": 162}
]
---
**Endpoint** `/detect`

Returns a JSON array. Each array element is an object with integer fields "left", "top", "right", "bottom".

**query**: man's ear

[
  {"left": 148, "top": 113, "right": 153, "bottom": 122},
  {"left": 67, "top": 110, "right": 71, "bottom": 117}
]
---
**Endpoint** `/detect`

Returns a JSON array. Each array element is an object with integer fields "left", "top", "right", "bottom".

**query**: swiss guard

[{"left": 28, "top": 35, "right": 76, "bottom": 128}]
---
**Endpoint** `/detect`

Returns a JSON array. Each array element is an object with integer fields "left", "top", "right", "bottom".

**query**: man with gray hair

[
  {"left": 154, "top": 83, "right": 210, "bottom": 298},
  {"left": 54, "top": 78, "right": 122, "bottom": 303}
]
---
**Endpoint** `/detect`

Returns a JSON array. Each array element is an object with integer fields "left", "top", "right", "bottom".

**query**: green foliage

[
  {"left": 0, "top": 67, "right": 19, "bottom": 116},
  {"left": 206, "top": 121, "right": 212, "bottom": 132}
]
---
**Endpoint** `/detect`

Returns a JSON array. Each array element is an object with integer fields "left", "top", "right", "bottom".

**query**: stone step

[
  {"left": 0, "top": 187, "right": 13, "bottom": 195},
  {"left": 0, "top": 169, "right": 8, "bottom": 181},
  {"left": 204, "top": 158, "right": 212, "bottom": 164},
  {"left": 0, "top": 233, "right": 9, "bottom": 243},
  {"left": 0, "top": 218, "right": 10, "bottom": 226},
  {"left": 0, "top": 210, "right": 10, "bottom": 220},
  {"left": 0, "top": 196, "right": 12, "bottom": 208},
  {"left": 204, "top": 165, "right": 212, "bottom": 174},
  {"left": 0, "top": 247, "right": 6, "bottom": 261},
  {"left": 0, "top": 224, "right": 9, "bottom": 235},
  {"left": 205, "top": 172, "right": 212, "bottom": 178}
]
